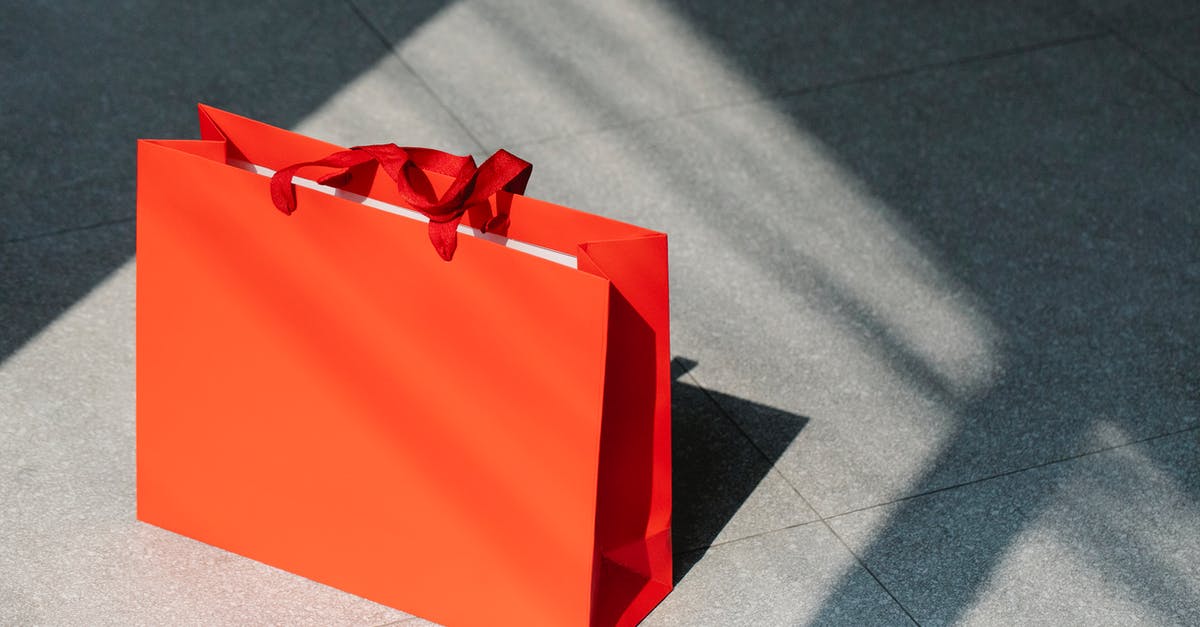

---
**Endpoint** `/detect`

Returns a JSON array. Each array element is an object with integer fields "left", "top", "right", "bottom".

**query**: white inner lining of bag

[{"left": 231, "top": 160, "right": 579, "bottom": 269}]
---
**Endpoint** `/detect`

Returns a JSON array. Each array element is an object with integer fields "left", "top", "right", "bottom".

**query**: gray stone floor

[{"left": 3, "top": 1, "right": 1198, "bottom": 625}]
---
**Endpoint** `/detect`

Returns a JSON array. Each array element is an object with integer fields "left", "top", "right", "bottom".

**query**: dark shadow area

[
  {"left": 671, "top": 357, "right": 809, "bottom": 583},
  {"left": 656, "top": 2, "right": 1200, "bottom": 623},
  {"left": 0, "top": 0, "right": 449, "bottom": 359}
]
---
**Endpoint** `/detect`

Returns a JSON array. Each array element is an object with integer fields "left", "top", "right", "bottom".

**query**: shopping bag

[{"left": 135, "top": 105, "right": 672, "bottom": 626}]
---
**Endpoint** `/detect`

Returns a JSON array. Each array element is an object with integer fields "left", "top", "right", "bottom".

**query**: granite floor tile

[
  {"left": 827, "top": 428, "right": 1200, "bottom": 626},
  {"left": 507, "top": 35, "right": 1200, "bottom": 516},
  {"left": 1115, "top": 15, "right": 1200, "bottom": 97},
  {"left": 1, "top": 222, "right": 134, "bottom": 303},
  {"left": 644, "top": 522, "right": 914, "bottom": 626},
  {"left": 0, "top": 260, "right": 408, "bottom": 625},
  {"left": 0, "top": 0, "right": 471, "bottom": 241},
  {"left": 353, "top": 0, "right": 1101, "bottom": 145},
  {"left": 281, "top": 49, "right": 483, "bottom": 156},
  {"left": 1082, "top": 0, "right": 1200, "bottom": 28},
  {"left": 0, "top": 217, "right": 130, "bottom": 363}
]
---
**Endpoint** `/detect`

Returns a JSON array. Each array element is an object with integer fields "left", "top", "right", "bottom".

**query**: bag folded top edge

[{"left": 138, "top": 104, "right": 663, "bottom": 262}]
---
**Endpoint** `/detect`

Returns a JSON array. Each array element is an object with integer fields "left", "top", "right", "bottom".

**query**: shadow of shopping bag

[{"left": 136, "top": 105, "right": 671, "bottom": 626}]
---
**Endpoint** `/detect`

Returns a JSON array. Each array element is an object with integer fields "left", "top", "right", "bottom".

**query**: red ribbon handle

[{"left": 270, "top": 145, "right": 532, "bottom": 261}]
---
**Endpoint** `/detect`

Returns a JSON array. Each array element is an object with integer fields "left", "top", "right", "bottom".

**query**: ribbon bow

[{"left": 270, "top": 144, "right": 532, "bottom": 261}]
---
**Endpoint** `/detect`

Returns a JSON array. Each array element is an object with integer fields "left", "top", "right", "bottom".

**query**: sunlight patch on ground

[{"left": 962, "top": 423, "right": 1200, "bottom": 625}]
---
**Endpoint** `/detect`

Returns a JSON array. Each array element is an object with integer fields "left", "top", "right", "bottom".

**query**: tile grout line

[
  {"left": 1080, "top": 4, "right": 1200, "bottom": 101},
  {"left": 1086, "top": 6, "right": 1200, "bottom": 36},
  {"left": 1075, "top": 7, "right": 1200, "bottom": 170},
  {"left": 2, "top": 216, "right": 134, "bottom": 246},
  {"left": 823, "top": 422, "right": 1200, "bottom": 523},
  {"left": 823, "top": 523, "right": 922, "bottom": 626},
  {"left": 705, "top": 421, "right": 1200, "bottom": 623},
  {"left": 682, "top": 420, "right": 1200, "bottom": 546},
  {"left": 342, "top": 0, "right": 490, "bottom": 154},
  {"left": 674, "top": 360, "right": 922, "bottom": 623},
  {"left": 507, "top": 31, "right": 1113, "bottom": 150},
  {"left": 1108, "top": 27, "right": 1200, "bottom": 101},
  {"left": 677, "top": 365, "right": 1198, "bottom": 621},
  {"left": 675, "top": 359, "right": 821, "bottom": 512},
  {"left": 674, "top": 518, "right": 825, "bottom": 555}
]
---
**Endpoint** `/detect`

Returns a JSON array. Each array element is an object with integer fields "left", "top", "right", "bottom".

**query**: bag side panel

[{"left": 578, "top": 234, "right": 672, "bottom": 626}]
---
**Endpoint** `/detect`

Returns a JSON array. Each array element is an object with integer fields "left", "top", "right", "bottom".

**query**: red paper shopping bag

[{"left": 136, "top": 105, "right": 671, "bottom": 626}]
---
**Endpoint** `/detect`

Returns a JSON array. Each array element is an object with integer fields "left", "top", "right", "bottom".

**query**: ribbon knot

[{"left": 270, "top": 144, "right": 532, "bottom": 261}]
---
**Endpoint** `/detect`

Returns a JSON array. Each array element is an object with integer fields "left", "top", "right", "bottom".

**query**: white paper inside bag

[{"left": 232, "top": 160, "right": 578, "bottom": 269}]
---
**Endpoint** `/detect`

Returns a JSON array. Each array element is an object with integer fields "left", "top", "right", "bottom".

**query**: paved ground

[{"left": 3, "top": 1, "right": 1199, "bottom": 625}]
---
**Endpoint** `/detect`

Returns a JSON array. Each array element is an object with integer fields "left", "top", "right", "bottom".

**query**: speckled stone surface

[
  {"left": 644, "top": 522, "right": 914, "bottom": 626},
  {"left": 352, "top": 0, "right": 1103, "bottom": 145},
  {"left": 507, "top": 34, "right": 1200, "bottom": 518},
  {"left": 1082, "top": 0, "right": 1200, "bottom": 27},
  {"left": 0, "top": 0, "right": 472, "bottom": 242},
  {"left": 4, "top": 1, "right": 1199, "bottom": 624},
  {"left": 1116, "top": 15, "right": 1200, "bottom": 97},
  {"left": 827, "top": 429, "right": 1200, "bottom": 626}
]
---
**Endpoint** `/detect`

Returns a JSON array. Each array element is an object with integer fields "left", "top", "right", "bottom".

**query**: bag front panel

[{"left": 136, "top": 140, "right": 612, "bottom": 626}]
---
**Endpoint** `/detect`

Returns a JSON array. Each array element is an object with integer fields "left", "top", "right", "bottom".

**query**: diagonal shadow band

[
  {"left": 671, "top": 356, "right": 809, "bottom": 583},
  {"left": 0, "top": 0, "right": 451, "bottom": 362}
]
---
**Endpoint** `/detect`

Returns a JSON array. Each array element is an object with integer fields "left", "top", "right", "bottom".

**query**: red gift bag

[{"left": 136, "top": 105, "right": 671, "bottom": 626}]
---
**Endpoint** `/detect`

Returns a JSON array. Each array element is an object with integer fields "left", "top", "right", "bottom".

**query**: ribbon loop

[
  {"left": 269, "top": 145, "right": 532, "bottom": 260},
  {"left": 470, "top": 149, "right": 533, "bottom": 234},
  {"left": 269, "top": 149, "right": 373, "bottom": 214}
]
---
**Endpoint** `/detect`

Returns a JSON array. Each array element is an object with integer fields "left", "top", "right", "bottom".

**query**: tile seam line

[
  {"left": 673, "top": 518, "right": 827, "bottom": 556},
  {"left": 674, "top": 358, "right": 822, "bottom": 513},
  {"left": 674, "top": 521, "right": 923, "bottom": 625},
  {"left": 825, "top": 523, "right": 921, "bottom": 626},
  {"left": 824, "top": 422, "right": 1200, "bottom": 522},
  {"left": 666, "top": 422, "right": 1200, "bottom": 621},
  {"left": 675, "top": 369, "right": 1196, "bottom": 620},
  {"left": 1088, "top": 7, "right": 1200, "bottom": 33},
  {"left": 676, "top": 360, "right": 921, "bottom": 623},
  {"left": 815, "top": 421, "right": 1200, "bottom": 625},
  {"left": 343, "top": 0, "right": 489, "bottom": 154},
  {"left": 508, "top": 30, "right": 1113, "bottom": 149},
  {"left": 1107, "top": 27, "right": 1200, "bottom": 100},
  {"left": 1081, "top": 3, "right": 1200, "bottom": 101},
  {"left": 2, "top": 216, "right": 135, "bottom": 245}
]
